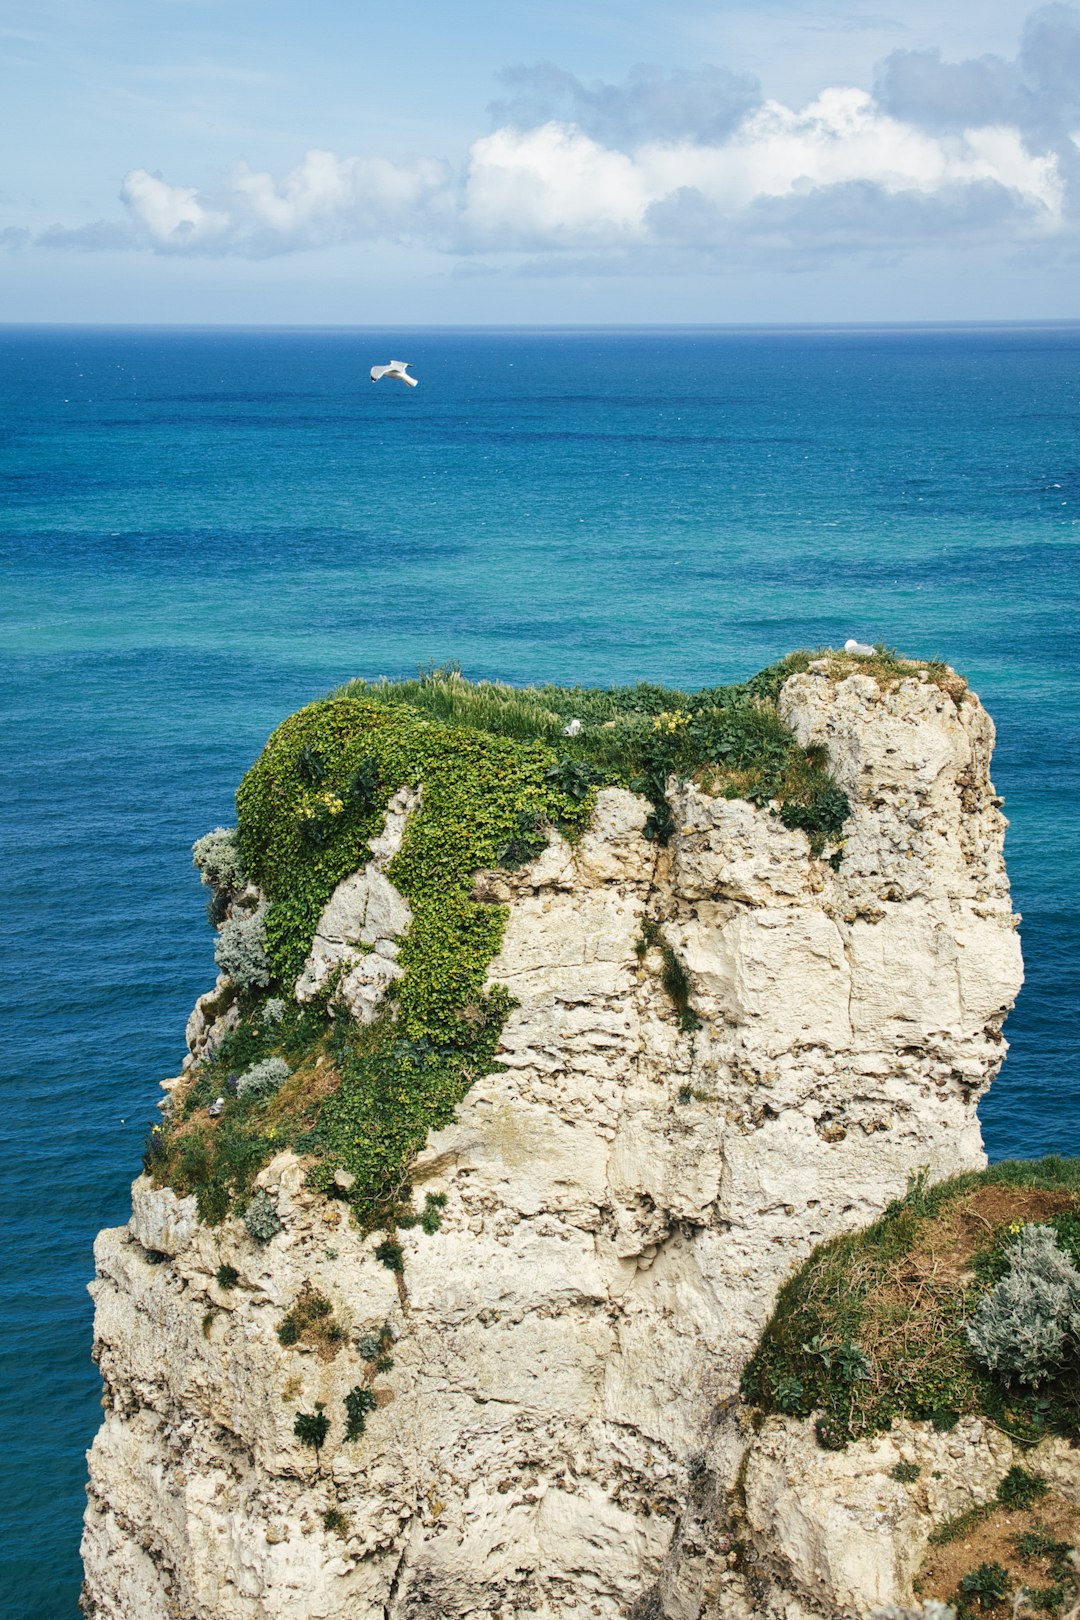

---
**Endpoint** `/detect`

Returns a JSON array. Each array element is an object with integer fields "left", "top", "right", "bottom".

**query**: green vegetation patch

[
  {"left": 741, "top": 1158, "right": 1080, "bottom": 1448},
  {"left": 277, "top": 1284, "right": 347, "bottom": 1358},
  {"left": 152, "top": 655, "right": 871, "bottom": 1232}
]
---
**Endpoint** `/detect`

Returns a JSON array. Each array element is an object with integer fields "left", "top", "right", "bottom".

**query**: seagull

[
  {"left": 370, "top": 360, "right": 418, "bottom": 388},
  {"left": 844, "top": 638, "right": 876, "bottom": 657},
  {"left": 563, "top": 719, "right": 582, "bottom": 737}
]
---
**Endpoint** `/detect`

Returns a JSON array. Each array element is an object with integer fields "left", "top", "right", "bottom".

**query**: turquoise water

[{"left": 1, "top": 324, "right": 1077, "bottom": 1616}]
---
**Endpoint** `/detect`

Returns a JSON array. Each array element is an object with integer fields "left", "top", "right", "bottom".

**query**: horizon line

[{"left": 3, "top": 317, "right": 1080, "bottom": 334}]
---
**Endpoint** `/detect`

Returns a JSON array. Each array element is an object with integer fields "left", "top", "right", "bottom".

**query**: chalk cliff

[{"left": 81, "top": 661, "right": 1023, "bottom": 1619}]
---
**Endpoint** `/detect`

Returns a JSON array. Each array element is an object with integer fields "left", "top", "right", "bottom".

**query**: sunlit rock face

[{"left": 81, "top": 667, "right": 1022, "bottom": 1620}]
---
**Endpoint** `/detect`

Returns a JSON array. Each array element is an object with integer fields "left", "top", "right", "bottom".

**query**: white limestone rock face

[
  {"left": 82, "top": 669, "right": 1023, "bottom": 1620},
  {"left": 294, "top": 785, "right": 419, "bottom": 1023},
  {"left": 650, "top": 1411, "right": 1079, "bottom": 1620}
]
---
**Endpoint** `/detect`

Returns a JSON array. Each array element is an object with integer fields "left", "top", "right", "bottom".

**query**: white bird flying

[
  {"left": 370, "top": 360, "right": 418, "bottom": 388},
  {"left": 844, "top": 638, "right": 876, "bottom": 656}
]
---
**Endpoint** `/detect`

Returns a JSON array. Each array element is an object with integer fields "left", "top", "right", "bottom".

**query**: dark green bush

[
  {"left": 956, "top": 1562, "right": 1010, "bottom": 1614},
  {"left": 346, "top": 756, "right": 380, "bottom": 808},
  {"left": 420, "top": 1192, "right": 448, "bottom": 1234},
  {"left": 344, "top": 1384, "right": 378, "bottom": 1441},
  {"left": 294, "top": 1404, "right": 329, "bottom": 1457},
  {"left": 995, "top": 1466, "right": 1049, "bottom": 1510},
  {"left": 215, "top": 1263, "right": 239, "bottom": 1290},
  {"left": 295, "top": 746, "right": 327, "bottom": 787}
]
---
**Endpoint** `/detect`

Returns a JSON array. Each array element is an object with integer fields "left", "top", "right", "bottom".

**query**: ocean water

[{"left": 1, "top": 323, "right": 1077, "bottom": 1616}]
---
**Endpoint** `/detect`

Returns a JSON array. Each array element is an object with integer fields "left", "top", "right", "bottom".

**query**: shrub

[
  {"left": 956, "top": 1562, "right": 1010, "bottom": 1613},
  {"left": 420, "top": 1192, "right": 448, "bottom": 1234},
  {"left": 772, "top": 1375, "right": 807, "bottom": 1415},
  {"left": 374, "top": 1239, "right": 405, "bottom": 1273},
  {"left": 216, "top": 1263, "right": 239, "bottom": 1290},
  {"left": 322, "top": 1507, "right": 348, "bottom": 1535},
  {"left": 244, "top": 1188, "right": 282, "bottom": 1244},
  {"left": 277, "top": 1285, "right": 343, "bottom": 1355},
  {"left": 236, "top": 1056, "right": 291, "bottom": 1101},
  {"left": 215, "top": 904, "right": 271, "bottom": 990},
  {"left": 295, "top": 746, "right": 327, "bottom": 787},
  {"left": 995, "top": 1465, "right": 1049, "bottom": 1510},
  {"left": 496, "top": 809, "right": 549, "bottom": 870},
  {"left": 143, "top": 1123, "right": 166, "bottom": 1170},
  {"left": 966, "top": 1224, "right": 1080, "bottom": 1387},
  {"left": 346, "top": 756, "right": 380, "bottom": 808},
  {"left": 294, "top": 1403, "right": 329, "bottom": 1457},
  {"left": 891, "top": 1461, "right": 921, "bottom": 1484},
  {"left": 193, "top": 826, "right": 244, "bottom": 892},
  {"left": 344, "top": 1384, "right": 377, "bottom": 1440},
  {"left": 815, "top": 1415, "right": 848, "bottom": 1450},
  {"left": 545, "top": 757, "right": 601, "bottom": 802},
  {"left": 261, "top": 998, "right": 287, "bottom": 1026}
]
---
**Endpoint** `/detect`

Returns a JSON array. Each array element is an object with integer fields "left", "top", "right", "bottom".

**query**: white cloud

[
  {"left": 462, "top": 125, "right": 649, "bottom": 246},
  {"left": 460, "top": 89, "right": 1063, "bottom": 252},
  {"left": 121, "top": 170, "right": 230, "bottom": 247},
  {"left": 120, "top": 148, "right": 452, "bottom": 255},
  {"left": 12, "top": 3, "right": 1079, "bottom": 270}
]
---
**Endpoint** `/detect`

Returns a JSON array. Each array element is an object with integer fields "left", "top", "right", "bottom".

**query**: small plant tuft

[
  {"left": 814, "top": 1414, "right": 848, "bottom": 1450},
  {"left": 193, "top": 826, "right": 245, "bottom": 892},
  {"left": 374, "top": 1238, "right": 405, "bottom": 1273},
  {"left": 891, "top": 1460, "right": 921, "bottom": 1484},
  {"left": 345, "top": 756, "right": 380, "bottom": 808},
  {"left": 772, "top": 1375, "right": 807, "bottom": 1415},
  {"left": 236, "top": 1056, "right": 291, "bottom": 1101},
  {"left": 344, "top": 1384, "right": 378, "bottom": 1441},
  {"left": 244, "top": 1188, "right": 282, "bottom": 1244},
  {"left": 277, "top": 1284, "right": 344, "bottom": 1357},
  {"left": 294, "top": 1403, "right": 329, "bottom": 1459},
  {"left": 955, "top": 1562, "right": 1010, "bottom": 1614},
  {"left": 215, "top": 904, "right": 272, "bottom": 990},
  {"left": 295, "top": 746, "right": 327, "bottom": 787},
  {"left": 420, "top": 1192, "right": 448, "bottom": 1234},
  {"left": 966, "top": 1224, "right": 1080, "bottom": 1388},
  {"left": 995, "top": 1465, "right": 1049, "bottom": 1511},
  {"left": 215, "top": 1262, "right": 240, "bottom": 1290}
]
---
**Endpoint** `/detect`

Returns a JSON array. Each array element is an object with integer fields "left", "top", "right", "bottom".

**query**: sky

[{"left": 1, "top": 0, "right": 1079, "bottom": 323}]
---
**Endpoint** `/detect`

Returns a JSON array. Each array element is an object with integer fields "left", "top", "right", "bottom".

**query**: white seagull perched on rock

[
  {"left": 844, "top": 638, "right": 876, "bottom": 656},
  {"left": 370, "top": 359, "right": 418, "bottom": 388}
]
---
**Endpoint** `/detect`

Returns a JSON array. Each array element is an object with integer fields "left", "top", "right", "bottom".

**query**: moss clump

[
  {"left": 277, "top": 1284, "right": 346, "bottom": 1358},
  {"left": 741, "top": 1158, "right": 1080, "bottom": 1448},
  {"left": 155, "top": 657, "right": 864, "bottom": 1230}
]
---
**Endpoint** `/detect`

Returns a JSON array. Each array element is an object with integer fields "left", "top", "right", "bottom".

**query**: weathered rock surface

[
  {"left": 294, "top": 785, "right": 419, "bottom": 1023},
  {"left": 82, "top": 669, "right": 1024, "bottom": 1619},
  {"left": 648, "top": 1410, "right": 1080, "bottom": 1619}
]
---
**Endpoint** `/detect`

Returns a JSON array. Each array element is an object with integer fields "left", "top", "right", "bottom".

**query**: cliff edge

[{"left": 81, "top": 653, "right": 1024, "bottom": 1619}]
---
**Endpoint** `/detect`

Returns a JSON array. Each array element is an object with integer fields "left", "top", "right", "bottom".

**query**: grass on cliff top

[
  {"left": 741, "top": 1158, "right": 1080, "bottom": 1449},
  {"left": 151, "top": 648, "right": 942, "bottom": 1231}
]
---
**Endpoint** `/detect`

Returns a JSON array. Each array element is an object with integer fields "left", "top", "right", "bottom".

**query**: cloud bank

[{"left": 29, "top": 4, "right": 1080, "bottom": 271}]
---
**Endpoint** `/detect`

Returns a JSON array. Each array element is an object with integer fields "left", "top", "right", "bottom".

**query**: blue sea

[{"left": 1, "top": 323, "right": 1078, "bottom": 1616}]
